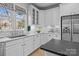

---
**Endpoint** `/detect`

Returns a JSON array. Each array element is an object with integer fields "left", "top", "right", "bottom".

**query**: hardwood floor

[{"left": 30, "top": 48, "right": 44, "bottom": 56}]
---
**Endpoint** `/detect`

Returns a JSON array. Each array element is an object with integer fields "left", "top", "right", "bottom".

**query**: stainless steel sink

[{"left": 8, "top": 35, "right": 26, "bottom": 38}]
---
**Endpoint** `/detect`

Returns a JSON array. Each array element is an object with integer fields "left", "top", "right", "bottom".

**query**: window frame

[
  {"left": 0, "top": 3, "right": 14, "bottom": 31},
  {"left": 15, "top": 4, "right": 27, "bottom": 31}
]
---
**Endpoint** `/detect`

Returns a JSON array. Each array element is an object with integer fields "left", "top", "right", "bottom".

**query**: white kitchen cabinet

[
  {"left": 5, "top": 39, "right": 24, "bottom": 56},
  {"left": 23, "top": 36, "right": 34, "bottom": 56},
  {"left": 40, "top": 34, "right": 48, "bottom": 45},
  {"left": 5, "top": 43, "right": 23, "bottom": 56},
  {"left": 33, "top": 34, "right": 41, "bottom": 50},
  {"left": 47, "top": 33, "right": 54, "bottom": 41},
  {"left": 46, "top": 33, "right": 54, "bottom": 42},
  {"left": 4, "top": 36, "right": 34, "bottom": 56},
  {"left": 45, "top": 10, "right": 50, "bottom": 26},
  {"left": 40, "top": 33, "right": 53, "bottom": 45},
  {"left": 45, "top": 6, "right": 60, "bottom": 26},
  {"left": 39, "top": 6, "right": 60, "bottom": 26},
  {"left": 60, "top": 3, "right": 72, "bottom": 16},
  {"left": 60, "top": 3, "right": 79, "bottom": 16},
  {"left": 0, "top": 33, "right": 56, "bottom": 56},
  {"left": 39, "top": 10, "right": 45, "bottom": 26},
  {"left": 2, "top": 34, "right": 42, "bottom": 56},
  {"left": 28, "top": 5, "right": 39, "bottom": 25}
]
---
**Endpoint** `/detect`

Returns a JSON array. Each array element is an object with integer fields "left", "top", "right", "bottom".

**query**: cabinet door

[
  {"left": 40, "top": 34, "right": 46, "bottom": 45},
  {"left": 60, "top": 4, "right": 72, "bottom": 16},
  {"left": 72, "top": 4, "right": 79, "bottom": 14},
  {"left": 30, "top": 5, "right": 39, "bottom": 25},
  {"left": 40, "top": 34, "right": 49, "bottom": 45},
  {"left": 5, "top": 39, "right": 24, "bottom": 56},
  {"left": 32, "top": 8, "right": 35, "bottom": 24},
  {"left": 36, "top": 11, "right": 39, "bottom": 24},
  {"left": 39, "top": 10, "right": 45, "bottom": 26},
  {"left": 44, "top": 7, "right": 60, "bottom": 26},
  {"left": 47, "top": 33, "right": 53, "bottom": 41},
  {"left": 60, "top": 3, "right": 79, "bottom": 16},
  {"left": 24, "top": 36, "right": 34, "bottom": 56},
  {"left": 45, "top": 10, "right": 51, "bottom": 26},
  {"left": 33, "top": 35, "right": 41, "bottom": 50},
  {"left": 40, "top": 34, "right": 44, "bottom": 45},
  {"left": 6, "top": 44, "right": 23, "bottom": 56}
]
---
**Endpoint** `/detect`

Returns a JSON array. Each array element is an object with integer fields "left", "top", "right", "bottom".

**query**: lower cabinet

[
  {"left": 5, "top": 44, "right": 23, "bottom": 56},
  {"left": 4, "top": 35, "right": 41, "bottom": 56},
  {"left": 47, "top": 33, "right": 54, "bottom": 41},
  {"left": 33, "top": 34, "right": 41, "bottom": 50},
  {"left": 5, "top": 39, "right": 24, "bottom": 56},
  {"left": 5, "top": 36, "right": 34, "bottom": 56},
  {"left": 40, "top": 34, "right": 48, "bottom": 45},
  {"left": 1, "top": 33, "right": 54, "bottom": 56},
  {"left": 23, "top": 36, "right": 34, "bottom": 56},
  {"left": 40, "top": 33, "right": 53, "bottom": 45},
  {"left": 23, "top": 35, "right": 42, "bottom": 56}
]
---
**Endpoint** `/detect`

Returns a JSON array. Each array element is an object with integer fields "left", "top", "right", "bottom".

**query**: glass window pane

[
  {"left": 15, "top": 5, "right": 26, "bottom": 30},
  {"left": 0, "top": 3, "right": 13, "bottom": 31}
]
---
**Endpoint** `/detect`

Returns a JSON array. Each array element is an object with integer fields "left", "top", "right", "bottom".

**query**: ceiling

[{"left": 32, "top": 3, "right": 60, "bottom": 10}]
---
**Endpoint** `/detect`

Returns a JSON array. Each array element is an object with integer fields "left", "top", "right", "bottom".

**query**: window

[
  {"left": 0, "top": 3, "right": 13, "bottom": 31},
  {"left": 15, "top": 5, "right": 26, "bottom": 30}
]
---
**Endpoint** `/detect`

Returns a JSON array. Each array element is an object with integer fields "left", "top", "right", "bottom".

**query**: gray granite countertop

[{"left": 41, "top": 39, "right": 79, "bottom": 56}]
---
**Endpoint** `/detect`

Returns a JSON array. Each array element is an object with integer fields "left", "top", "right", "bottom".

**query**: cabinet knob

[
  {"left": 49, "top": 35, "right": 51, "bottom": 36},
  {"left": 37, "top": 36, "right": 39, "bottom": 37},
  {"left": 21, "top": 44, "right": 26, "bottom": 46}
]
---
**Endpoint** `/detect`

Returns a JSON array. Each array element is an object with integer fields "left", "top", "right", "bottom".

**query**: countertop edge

[{"left": 40, "top": 47, "right": 67, "bottom": 56}]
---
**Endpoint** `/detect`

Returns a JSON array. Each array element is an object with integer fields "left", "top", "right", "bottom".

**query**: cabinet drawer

[
  {"left": 24, "top": 43, "right": 33, "bottom": 49},
  {"left": 24, "top": 40, "right": 34, "bottom": 50},
  {"left": 24, "top": 45, "right": 33, "bottom": 56},
  {"left": 24, "top": 36, "right": 33, "bottom": 42},
  {"left": 24, "top": 49, "right": 33, "bottom": 56},
  {"left": 24, "top": 39, "right": 33, "bottom": 44},
  {"left": 6, "top": 39, "right": 22, "bottom": 47},
  {"left": 24, "top": 49, "right": 30, "bottom": 56}
]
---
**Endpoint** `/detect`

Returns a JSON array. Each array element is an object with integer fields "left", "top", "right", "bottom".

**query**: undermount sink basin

[{"left": 8, "top": 35, "right": 26, "bottom": 38}]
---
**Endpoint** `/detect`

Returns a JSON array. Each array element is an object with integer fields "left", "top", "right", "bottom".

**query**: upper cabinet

[
  {"left": 39, "top": 10, "right": 45, "bottom": 26},
  {"left": 60, "top": 3, "right": 79, "bottom": 16},
  {"left": 39, "top": 6, "right": 60, "bottom": 26},
  {"left": 28, "top": 5, "right": 39, "bottom": 26}
]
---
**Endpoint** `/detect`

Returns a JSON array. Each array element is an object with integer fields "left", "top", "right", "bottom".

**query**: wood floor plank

[{"left": 30, "top": 48, "right": 44, "bottom": 56}]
